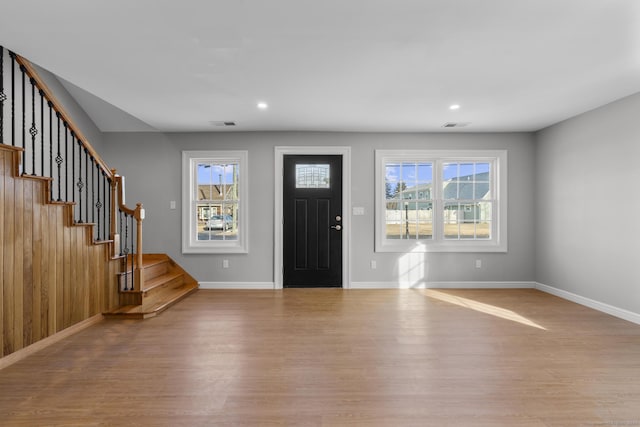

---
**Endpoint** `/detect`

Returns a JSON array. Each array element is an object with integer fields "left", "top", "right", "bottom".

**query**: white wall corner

[{"left": 535, "top": 282, "right": 640, "bottom": 326}]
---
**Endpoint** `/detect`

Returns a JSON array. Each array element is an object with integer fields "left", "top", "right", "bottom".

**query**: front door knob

[{"left": 331, "top": 225, "right": 342, "bottom": 231}]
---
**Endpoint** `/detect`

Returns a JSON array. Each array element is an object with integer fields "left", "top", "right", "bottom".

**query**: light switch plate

[{"left": 352, "top": 207, "right": 365, "bottom": 216}]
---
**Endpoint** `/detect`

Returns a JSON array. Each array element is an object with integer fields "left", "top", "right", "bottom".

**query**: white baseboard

[
  {"left": 350, "top": 281, "right": 536, "bottom": 289},
  {"left": 199, "top": 282, "right": 275, "bottom": 290},
  {"left": 197, "top": 281, "right": 640, "bottom": 325},
  {"left": 535, "top": 282, "right": 640, "bottom": 325}
]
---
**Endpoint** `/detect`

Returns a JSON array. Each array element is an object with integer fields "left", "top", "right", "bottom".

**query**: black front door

[{"left": 283, "top": 155, "right": 342, "bottom": 288}]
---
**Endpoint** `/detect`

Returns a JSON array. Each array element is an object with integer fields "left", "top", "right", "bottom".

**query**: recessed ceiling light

[
  {"left": 257, "top": 102, "right": 268, "bottom": 110},
  {"left": 449, "top": 104, "right": 461, "bottom": 110}
]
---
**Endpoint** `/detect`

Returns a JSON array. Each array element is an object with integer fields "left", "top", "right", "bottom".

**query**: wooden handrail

[
  {"left": 6, "top": 47, "right": 145, "bottom": 292},
  {"left": 14, "top": 54, "right": 113, "bottom": 180}
]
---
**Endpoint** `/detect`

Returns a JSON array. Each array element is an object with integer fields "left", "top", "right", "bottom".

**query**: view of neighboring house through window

[
  {"left": 197, "top": 161, "right": 239, "bottom": 241},
  {"left": 182, "top": 150, "right": 248, "bottom": 253},
  {"left": 385, "top": 162, "right": 433, "bottom": 239},
  {"left": 442, "top": 162, "right": 491, "bottom": 240},
  {"left": 376, "top": 149, "right": 507, "bottom": 252}
]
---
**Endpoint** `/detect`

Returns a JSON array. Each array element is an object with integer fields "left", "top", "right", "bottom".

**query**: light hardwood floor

[{"left": 1, "top": 289, "right": 639, "bottom": 426}]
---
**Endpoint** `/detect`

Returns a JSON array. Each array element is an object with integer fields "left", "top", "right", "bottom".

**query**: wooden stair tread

[
  {"left": 105, "top": 283, "right": 198, "bottom": 319},
  {"left": 143, "top": 271, "right": 184, "bottom": 293},
  {"left": 141, "top": 255, "right": 170, "bottom": 269},
  {"left": 120, "top": 256, "right": 169, "bottom": 273}
]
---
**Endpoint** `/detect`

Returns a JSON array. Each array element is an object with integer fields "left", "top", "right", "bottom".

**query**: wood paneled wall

[{"left": 0, "top": 145, "right": 121, "bottom": 358}]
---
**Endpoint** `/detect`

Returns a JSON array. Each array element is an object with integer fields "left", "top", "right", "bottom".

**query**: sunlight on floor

[
  {"left": 397, "top": 243, "right": 428, "bottom": 286},
  {"left": 422, "top": 289, "right": 547, "bottom": 330}
]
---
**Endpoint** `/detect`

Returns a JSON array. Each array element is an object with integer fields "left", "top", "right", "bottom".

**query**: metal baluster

[
  {"left": 85, "top": 149, "right": 89, "bottom": 223},
  {"left": 21, "top": 64, "right": 25, "bottom": 173},
  {"left": 10, "top": 51, "right": 15, "bottom": 147},
  {"left": 0, "top": 46, "right": 5, "bottom": 143},
  {"left": 64, "top": 124, "right": 69, "bottom": 201},
  {"left": 120, "top": 210, "right": 126, "bottom": 290},
  {"left": 107, "top": 177, "right": 112, "bottom": 241},
  {"left": 40, "top": 89, "right": 44, "bottom": 176},
  {"left": 103, "top": 173, "right": 107, "bottom": 240},
  {"left": 30, "top": 77, "right": 37, "bottom": 175},
  {"left": 124, "top": 212, "right": 130, "bottom": 289},
  {"left": 77, "top": 141, "right": 83, "bottom": 223},
  {"left": 96, "top": 169, "right": 103, "bottom": 240},
  {"left": 48, "top": 101, "right": 53, "bottom": 197},
  {"left": 71, "top": 132, "right": 75, "bottom": 205},
  {"left": 93, "top": 162, "right": 98, "bottom": 237},
  {"left": 130, "top": 214, "right": 135, "bottom": 290},
  {"left": 55, "top": 112, "right": 62, "bottom": 201}
]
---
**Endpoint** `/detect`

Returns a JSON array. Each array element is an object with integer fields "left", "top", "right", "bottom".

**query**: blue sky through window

[{"left": 197, "top": 163, "right": 237, "bottom": 185}]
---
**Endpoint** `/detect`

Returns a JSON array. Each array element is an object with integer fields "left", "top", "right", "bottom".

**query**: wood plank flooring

[{"left": 0, "top": 289, "right": 639, "bottom": 426}]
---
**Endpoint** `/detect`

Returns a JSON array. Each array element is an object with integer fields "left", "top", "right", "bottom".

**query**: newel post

[{"left": 134, "top": 203, "right": 145, "bottom": 291}]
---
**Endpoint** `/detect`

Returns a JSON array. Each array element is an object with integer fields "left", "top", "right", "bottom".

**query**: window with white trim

[
  {"left": 182, "top": 150, "right": 248, "bottom": 253},
  {"left": 375, "top": 150, "right": 507, "bottom": 252}
]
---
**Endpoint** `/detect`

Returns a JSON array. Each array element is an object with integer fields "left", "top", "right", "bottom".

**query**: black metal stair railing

[
  {"left": 119, "top": 209, "right": 136, "bottom": 291},
  {"left": 0, "top": 46, "right": 113, "bottom": 242},
  {"left": 0, "top": 45, "right": 145, "bottom": 294}
]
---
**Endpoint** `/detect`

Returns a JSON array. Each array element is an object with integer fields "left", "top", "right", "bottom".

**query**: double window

[
  {"left": 375, "top": 150, "right": 507, "bottom": 252},
  {"left": 182, "top": 151, "right": 248, "bottom": 253}
]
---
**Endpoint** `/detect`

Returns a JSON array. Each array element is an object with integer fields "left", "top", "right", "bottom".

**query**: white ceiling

[{"left": 1, "top": 0, "right": 640, "bottom": 133}]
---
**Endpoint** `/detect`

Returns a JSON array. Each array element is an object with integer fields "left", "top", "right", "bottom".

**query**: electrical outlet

[
  {"left": 223, "top": 259, "right": 229, "bottom": 269},
  {"left": 170, "top": 200, "right": 176, "bottom": 210},
  {"left": 475, "top": 259, "right": 482, "bottom": 269},
  {"left": 370, "top": 260, "right": 377, "bottom": 269}
]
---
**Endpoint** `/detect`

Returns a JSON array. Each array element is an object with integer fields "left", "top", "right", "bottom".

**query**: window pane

[
  {"left": 475, "top": 163, "right": 490, "bottom": 179},
  {"left": 476, "top": 202, "right": 492, "bottom": 239},
  {"left": 416, "top": 163, "right": 433, "bottom": 201},
  {"left": 474, "top": 183, "right": 490, "bottom": 199},
  {"left": 443, "top": 180, "right": 459, "bottom": 200},
  {"left": 400, "top": 185, "right": 416, "bottom": 200},
  {"left": 444, "top": 162, "right": 492, "bottom": 201},
  {"left": 401, "top": 162, "right": 416, "bottom": 185},
  {"left": 443, "top": 163, "right": 494, "bottom": 237},
  {"left": 385, "top": 201, "right": 434, "bottom": 240},
  {"left": 296, "top": 164, "right": 330, "bottom": 188},
  {"left": 196, "top": 202, "right": 238, "bottom": 241},
  {"left": 417, "top": 163, "right": 433, "bottom": 184},
  {"left": 443, "top": 202, "right": 492, "bottom": 239},
  {"left": 197, "top": 162, "right": 239, "bottom": 202},
  {"left": 443, "top": 202, "right": 461, "bottom": 239},
  {"left": 458, "top": 163, "right": 474, "bottom": 179},
  {"left": 417, "top": 202, "right": 433, "bottom": 239},
  {"left": 385, "top": 201, "right": 402, "bottom": 239}
]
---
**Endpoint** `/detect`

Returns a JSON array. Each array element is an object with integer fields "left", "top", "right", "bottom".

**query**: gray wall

[
  {"left": 536, "top": 92, "right": 640, "bottom": 314},
  {"left": 102, "top": 131, "right": 536, "bottom": 286},
  {"left": 31, "top": 63, "right": 105, "bottom": 153}
]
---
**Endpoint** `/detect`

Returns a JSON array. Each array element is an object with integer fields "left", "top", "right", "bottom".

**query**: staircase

[
  {"left": 106, "top": 254, "right": 198, "bottom": 319},
  {"left": 0, "top": 46, "right": 199, "bottom": 336}
]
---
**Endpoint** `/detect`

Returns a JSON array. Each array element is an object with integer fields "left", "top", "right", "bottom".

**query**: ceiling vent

[
  {"left": 442, "top": 122, "right": 471, "bottom": 128},
  {"left": 210, "top": 121, "right": 236, "bottom": 127}
]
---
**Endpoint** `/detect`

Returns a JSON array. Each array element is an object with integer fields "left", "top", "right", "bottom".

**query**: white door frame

[{"left": 274, "top": 146, "right": 351, "bottom": 289}]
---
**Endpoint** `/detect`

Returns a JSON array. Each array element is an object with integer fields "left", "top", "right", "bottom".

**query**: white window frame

[
  {"left": 375, "top": 149, "right": 507, "bottom": 253},
  {"left": 182, "top": 150, "right": 249, "bottom": 254}
]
